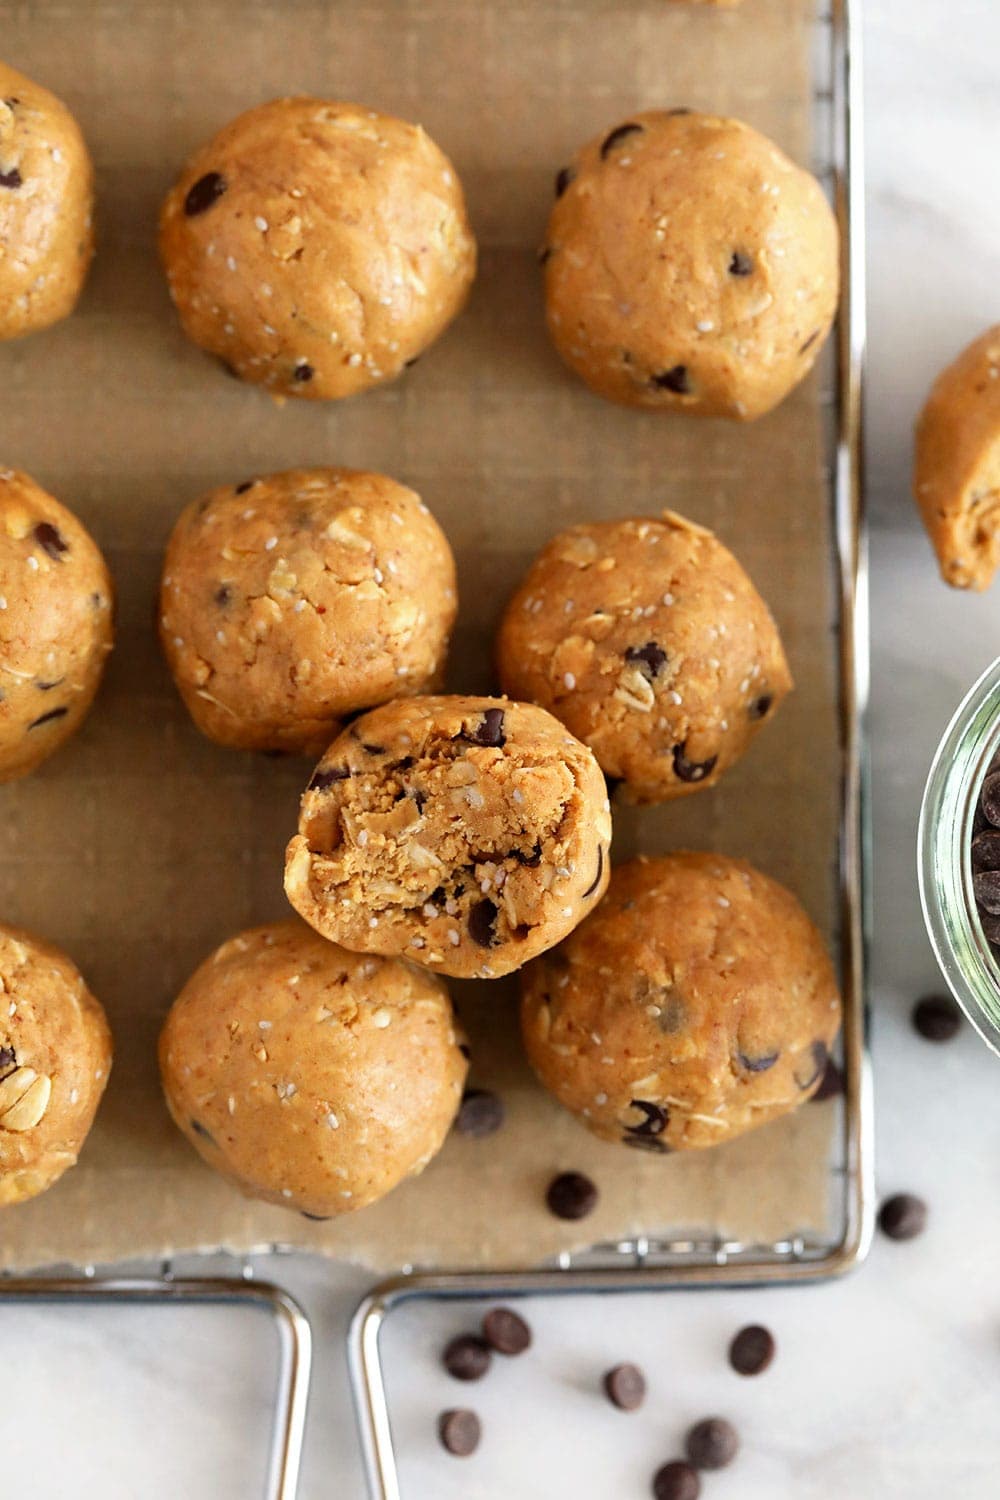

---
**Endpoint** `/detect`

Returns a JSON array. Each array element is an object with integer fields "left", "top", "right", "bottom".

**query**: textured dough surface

[
  {"left": 497, "top": 510, "right": 791, "bottom": 803},
  {"left": 159, "top": 97, "right": 476, "bottom": 399},
  {"left": 159, "top": 467, "right": 456, "bottom": 754},
  {"left": 543, "top": 110, "right": 839, "bottom": 419},
  {"left": 913, "top": 324, "right": 1000, "bottom": 590},
  {"left": 0, "top": 468, "right": 114, "bottom": 780},
  {"left": 285, "top": 696, "right": 612, "bottom": 979},
  {"left": 0, "top": 924, "right": 112, "bottom": 1206},
  {"left": 0, "top": 61, "right": 94, "bottom": 340},
  {"left": 521, "top": 854, "right": 841, "bottom": 1152},
  {"left": 159, "top": 919, "right": 467, "bottom": 1217}
]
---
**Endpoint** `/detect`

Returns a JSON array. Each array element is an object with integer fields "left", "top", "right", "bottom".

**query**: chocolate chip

[
  {"left": 546, "top": 1170, "right": 598, "bottom": 1220},
  {"left": 799, "top": 329, "right": 821, "bottom": 355},
  {"left": 974, "top": 869, "right": 1000, "bottom": 915},
  {"left": 729, "top": 250, "right": 754, "bottom": 277},
  {"left": 601, "top": 122, "right": 643, "bottom": 158},
  {"left": 0, "top": 1045, "right": 16, "bottom": 1078},
  {"left": 555, "top": 165, "right": 575, "bottom": 197},
  {"left": 672, "top": 743, "right": 717, "bottom": 783},
  {"left": 438, "top": 1408, "right": 480, "bottom": 1456},
  {"left": 293, "top": 361, "right": 314, "bottom": 382},
  {"left": 972, "top": 830, "right": 1000, "bottom": 872},
  {"left": 582, "top": 845, "right": 604, "bottom": 899},
  {"left": 28, "top": 706, "right": 68, "bottom": 729},
  {"left": 625, "top": 641, "right": 667, "bottom": 678},
  {"left": 467, "top": 708, "right": 506, "bottom": 748},
  {"left": 511, "top": 842, "right": 542, "bottom": 868},
  {"left": 234, "top": 480, "right": 254, "bottom": 495},
  {"left": 190, "top": 1119, "right": 215, "bottom": 1144},
  {"left": 184, "top": 171, "right": 227, "bottom": 216},
  {"left": 685, "top": 1418, "right": 739, "bottom": 1470},
  {"left": 625, "top": 1100, "right": 668, "bottom": 1138},
  {"left": 214, "top": 584, "right": 232, "bottom": 606},
  {"left": 0, "top": 167, "right": 23, "bottom": 189},
  {"left": 653, "top": 1461, "right": 701, "bottom": 1500},
  {"left": 34, "top": 522, "right": 68, "bottom": 560},
  {"left": 728, "top": 1324, "right": 775, "bottom": 1376},
  {"left": 603, "top": 1362, "right": 646, "bottom": 1410},
  {"left": 810, "top": 1055, "right": 844, "bottom": 1101},
  {"left": 749, "top": 694, "right": 773, "bottom": 720},
  {"left": 651, "top": 365, "right": 692, "bottom": 395},
  {"left": 482, "top": 1306, "right": 532, "bottom": 1355},
  {"left": 793, "top": 1040, "right": 828, "bottom": 1090},
  {"left": 468, "top": 898, "right": 498, "bottom": 949},
  {"left": 455, "top": 1088, "right": 505, "bottom": 1138},
  {"left": 443, "top": 1335, "right": 492, "bottom": 1381},
  {"left": 308, "top": 766, "right": 350, "bottom": 791},
  {"left": 911, "top": 994, "right": 961, "bottom": 1042},
  {"left": 878, "top": 1193, "right": 927, "bottom": 1241},
  {"left": 737, "top": 1049, "right": 779, "bottom": 1073}
]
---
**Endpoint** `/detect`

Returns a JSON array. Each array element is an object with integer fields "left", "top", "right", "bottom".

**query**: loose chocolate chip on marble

[
  {"left": 737, "top": 1049, "right": 779, "bottom": 1073},
  {"left": 653, "top": 1461, "right": 701, "bottom": 1500},
  {"left": 982, "top": 770, "right": 1000, "bottom": 825},
  {"left": 438, "top": 1408, "right": 481, "bottom": 1456},
  {"left": 28, "top": 706, "right": 68, "bottom": 729},
  {"left": 512, "top": 842, "right": 542, "bottom": 868},
  {"left": 911, "top": 994, "right": 961, "bottom": 1042},
  {"left": 625, "top": 1100, "right": 668, "bottom": 1138},
  {"left": 34, "top": 522, "right": 68, "bottom": 560},
  {"left": 468, "top": 898, "right": 498, "bottom": 949},
  {"left": 729, "top": 250, "right": 754, "bottom": 277},
  {"left": 972, "top": 830, "right": 1000, "bottom": 872},
  {"left": 799, "top": 329, "right": 821, "bottom": 355},
  {"left": 190, "top": 1119, "right": 215, "bottom": 1144},
  {"left": 308, "top": 766, "right": 351, "bottom": 791},
  {"left": 482, "top": 1305, "right": 532, "bottom": 1355},
  {"left": 443, "top": 1334, "right": 492, "bottom": 1381},
  {"left": 749, "top": 694, "right": 773, "bottom": 720},
  {"left": 293, "top": 361, "right": 314, "bottom": 382},
  {"left": 555, "top": 165, "right": 575, "bottom": 197},
  {"left": 810, "top": 1055, "right": 844, "bottom": 1101},
  {"left": 455, "top": 1088, "right": 505, "bottom": 1138},
  {"left": 672, "top": 743, "right": 717, "bottom": 783},
  {"left": 685, "top": 1417, "right": 739, "bottom": 1471},
  {"left": 467, "top": 708, "right": 506, "bottom": 748},
  {"left": 35, "top": 678, "right": 64, "bottom": 692},
  {"left": 878, "top": 1192, "right": 927, "bottom": 1241},
  {"left": 603, "top": 1362, "right": 646, "bottom": 1410},
  {"left": 582, "top": 845, "right": 605, "bottom": 899},
  {"left": 728, "top": 1324, "right": 775, "bottom": 1376},
  {"left": 974, "top": 869, "right": 1000, "bottom": 915},
  {"left": 625, "top": 641, "right": 668, "bottom": 677},
  {"left": 793, "top": 1040, "right": 828, "bottom": 1090},
  {"left": 0, "top": 167, "right": 23, "bottom": 189},
  {"left": 601, "top": 122, "right": 644, "bottom": 158},
  {"left": 651, "top": 365, "right": 692, "bottom": 395},
  {"left": 184, "top": 170, "right": 227, "bottom": 216},
  {"left": 546, "top": 1170, "right": 598, "bottom": 1220},
  {"left": 0, "top": 1045, "right": 16, "bottom": 1077},
  {"left": 234, "top": 480, "right": 254, "bottom": 495}
]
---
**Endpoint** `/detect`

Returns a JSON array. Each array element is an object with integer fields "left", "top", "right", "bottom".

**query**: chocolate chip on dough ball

[
  {"left": 159, "top": 920, "right": 468, "bottom": 1218},
  {"left": 159, "top": 467, "right": 457, "bottom": 756},
  {"left": 497, "top": 511, "right": 791, "bottom": 804},
  {"left": 521, "top": 854, "right": 842, "bottom": 1152},
  {"left": 284, "top": 696, "right": 612, "bottom": 979},
  {"left": 543, "top": 110, "right": 839, "bottom": 419},
  {"left": 159, "top": 98, "right": 476, "bottom": 399},
  {"left": 0, "top": 468, "right": 114, "bottom": 781},
  {"left": 0, "top": 924, "right": 112, "bottom": 1207},
  {"left": 0, "top": 61, "right": 94, "bottom": 341}
]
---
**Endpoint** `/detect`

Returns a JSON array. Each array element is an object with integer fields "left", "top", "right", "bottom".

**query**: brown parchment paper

[{"left": 0, "top": 0, "right": 841, "bottom": 1272}]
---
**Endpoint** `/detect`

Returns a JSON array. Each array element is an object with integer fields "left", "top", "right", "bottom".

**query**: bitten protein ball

[
  {"left": 0, "top": 62, "right": 94, "bottom": 341},
  {"left": 159, "top": 98, "right": 476, "bottom": 399},
  {"left": 913, "top": 324, "right": 1000, "bottom": 591},
  {"left": 521, "top": 854, "right": 841, "bottom": 1152},
  {"left": 542, "top": 110, "right": 839, "bottom": 419},
  {"left": 0, "top": 924, "right": 112, "bottom": 1207},
  {"left": 284, "top": 696, "right": 612, "bottom": 980},
  {"left": 159, "top": 467, "right": 457, "bottom": 755},
  {"left": 0, "top": 469, "right": 114, "bottom": 781},
  {"left": 497, "top": 512, "right": 791, "bottom": 803},
  {"left": 159, "top": 920, "right": 467, "bottom": 1217}
]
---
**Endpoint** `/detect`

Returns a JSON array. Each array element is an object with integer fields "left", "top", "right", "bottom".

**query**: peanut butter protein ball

[
  {"left": 0, "top": 61, "right": 95, "bottom": 340},
  {"left": 159, "top": 467, "right": 456, "bottom": 755},
  {"left": 0, "top": 924, "right": 112, "bottom": 1207},
  {"left": 497, "top": 512, "right": 791, "bottom": 803},
  {"left": 0, "top": 469, "right": 114, "bottom": 780},
  {"left": 159, "top": 98, "right": 476, "bottom": 399},
  {"left": 284, "top": 696, "right": 612, "bottom": 979},
  {"left": 522, "top": 854, "right": 841, "bottom": 1152},
  {"left": 159, "top": 920, "right": 467, "bottom": 1217},
  {"left": 543, "top": 110, "right": 839, "bottom": 419}
]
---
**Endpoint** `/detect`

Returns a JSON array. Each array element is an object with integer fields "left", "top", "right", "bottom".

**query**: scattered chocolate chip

[
  {"left": 293, "top": 361, "right": 314, "bottom": 382},
  {"left": 972, "top": 830, "right": 1000, "bottom": 872},
  {"left": 582, "top": 845, "right": 605, "bottom": 899},
  {"left": 878, "top": 1193, "right": 927, "bottom": 1241},
  {"left": 603, "top": 1362, "right": 646, "bottom": 1410},
  {"left": 685, "top": 1418, "right": 739, "bottom": 1471},
  {"left": 33, "top": 522, "right": 68, "bottom": 560},
  {"left": 28, "top": 706, "right": 68, "bottom": 729},
  {"left": 810, "top": 1055, "right": 844, "bottom": 1101},
  {"left": 0, "top": 1045, "right": 16, "bottom": 1078},
  {"left": 511, "top": 842, "right": 542, "bottom": 868},
  {"left": 214, "top": 584, "right": 232, "bottom": 606},
  {"left": 625, "top": 641, "right": 668, "bottom": 677},
  {"left": 625, "top": 1100, "right": 668, "bottom": 1138},
  {"left": 308, "top": 766, "right": 351, "bottom": 791},
  {"left": 974, "top": 869, "right": 1000, "bottom": 914},
  {"left": 300, "top": 1211, "right": 332, "bottom": 1221},
  {"left": 443, "top": 1334, "right": 492, "bottom": 1381},
  {"left": 555, "top": 165, "right": 575, "bottom": 197},
  {"left": 468, "top": 898, "right": 498, "bottom": 949},
  {"left": 799, "top": 329, "right": 821, "bottom": 355},
  {"left": 438, "top": 1408, "right": 480, "bottom": 1457},
  {"left": 737, "top": 1049, "right": 779, "bottom": 1073},
  {"left": 455, "top": 1088, "right": 505, "bottom": 1138},
  {"left": 234, "top": 480, "right": 254, "bottom": 495},
  {"left": 467, "top": 708, "right": 506, "bottom": 748},
  {"left": 482, "top": 1306, "right": 532, "bottom": 1355},
  {"left": 651, "top": 365, "right": 692, "bottom": 395},
  {"left": 729, "top": 250, "right": 754, "bottom": 277},
  {"left": 190, "top": 1119, "right": 215, "bottom": 1144},
  {"left": 728, "top": 1324, "right": 775, "bottom": 1376},
  {"left": 672, "top": 743, "right": 717, "bottom": 783},
  {"left": 749, "top": 694, "right": 773, "bottom": 720},
  {"left": 0, "top": 167, "right": 23, "bottom": 189},
  {"left": 911, "top": 994, "right": 961, "bottom": 1042},
  {"left": 35, "top": 678, "right": 64, "bottom": 692},
  {"left": 794, "top": 1040, "right": 828, "bottom": 1090},
  {"left": 653, "top": 1461, "right": 701, "bottom": 1500},
  {"left": 546, "top": 1170, "right": 598, "bottom": 1220},
  {"left": 184, "top": 170, "right": 227, "bottom": 216},
  {"left": 601, "top": 122, "right": 643, "bottom": 159}
]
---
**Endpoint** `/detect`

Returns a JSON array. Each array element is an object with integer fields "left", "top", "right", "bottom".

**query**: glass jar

[{"left": 919, "top": 656, "right": 1000, "bottom": 1054}]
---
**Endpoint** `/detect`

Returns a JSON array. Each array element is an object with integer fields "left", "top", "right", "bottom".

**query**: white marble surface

[{"left": 8, "top": 2, "right": 1000, "bottom": 1496}]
